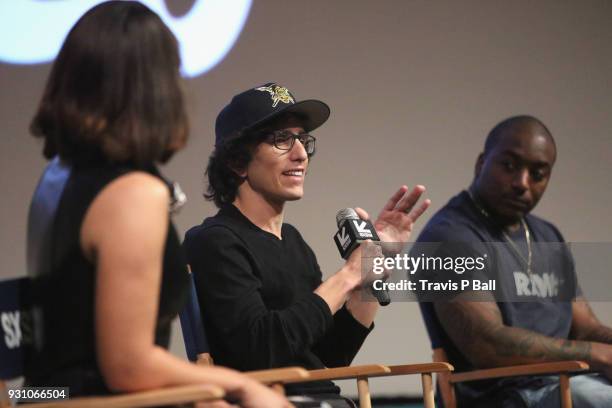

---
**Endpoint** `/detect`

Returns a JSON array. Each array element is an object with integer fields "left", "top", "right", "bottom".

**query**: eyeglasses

[{"left": 267, "top": 130, "right": 316, "bottom": 156}]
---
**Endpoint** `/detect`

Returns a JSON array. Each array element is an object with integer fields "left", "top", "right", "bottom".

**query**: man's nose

[
  {"left": 512, "top": 168, "right": 529, "bottom": 193},
  {"left": 290, "top": 137, "right": 308, "bottom": 161}
]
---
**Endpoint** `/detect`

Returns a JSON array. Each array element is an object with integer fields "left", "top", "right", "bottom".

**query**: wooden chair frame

[
  {"left": 194, "top": 350, "right": 453, "bottom": 408},
  {"left": 432, "top": 348, "right": 589, "bottom": 408},
  {"left": 367, "top": 363, "right": 454, "bottom": 408}
]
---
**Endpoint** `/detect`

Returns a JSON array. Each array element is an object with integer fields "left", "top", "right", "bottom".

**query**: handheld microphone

[{"left": 333, "top": 208, "right": 390, "bottom": 306}]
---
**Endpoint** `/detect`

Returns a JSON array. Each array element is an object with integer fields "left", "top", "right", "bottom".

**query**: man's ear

[
  {"left": 474, "top": 153, "right": 484, "bottom": 179},
  {"left": 229, "top": 160, "right": 248, "bottom": 179},
  {"left": 231, "top": 165, "right": 247, "bottom": 179}
]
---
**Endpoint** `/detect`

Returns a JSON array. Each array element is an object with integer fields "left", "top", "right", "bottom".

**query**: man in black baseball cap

[
  {"left": 214, "top": 82, "right": 330, "bottom": 147},
  {"left": 184, "top": 83, "right": 429, "bottom": 407}
]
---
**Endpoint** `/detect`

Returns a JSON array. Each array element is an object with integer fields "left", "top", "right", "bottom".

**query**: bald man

[{"left": 416, "top": 116, "right": 612, "bottom": 407}]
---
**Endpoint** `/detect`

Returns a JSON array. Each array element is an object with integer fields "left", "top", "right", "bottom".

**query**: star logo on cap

[{"left": 255, "top": 84, "right": 295, "bottom": 107}]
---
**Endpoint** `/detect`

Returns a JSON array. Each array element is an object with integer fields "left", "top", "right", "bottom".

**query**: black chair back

[{"left": 179, "top": 273, "right": 211, "bottom": 362}]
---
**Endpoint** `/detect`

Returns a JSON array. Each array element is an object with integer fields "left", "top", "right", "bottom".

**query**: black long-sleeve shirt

[{"left": 184, "top": 204, "right": 373, "bottom": 395}]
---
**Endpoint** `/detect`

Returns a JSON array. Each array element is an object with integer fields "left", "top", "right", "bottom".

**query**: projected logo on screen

[{"left": 0, "top": 0, "right": 252, "bottom": 77}]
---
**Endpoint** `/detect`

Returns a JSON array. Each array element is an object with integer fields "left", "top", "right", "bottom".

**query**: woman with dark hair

[{"left": 26, "top": 2, "right": 291, "bottom": 406}]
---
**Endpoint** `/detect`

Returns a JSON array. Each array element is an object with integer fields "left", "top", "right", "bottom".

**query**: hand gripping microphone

[{"left": 333, "top": 208, "right": 390, "bottom": 306}]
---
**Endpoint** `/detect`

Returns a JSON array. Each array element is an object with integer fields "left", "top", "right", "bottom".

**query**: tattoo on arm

[
  {"left": 435, "top": 298, "right": 593, "bottom": 368},
  {"left": 434, "top": 299, "right": 505, "bottom": 367},
  {"left": 496, "top": 329, "right": 592, "bottom": 361}
]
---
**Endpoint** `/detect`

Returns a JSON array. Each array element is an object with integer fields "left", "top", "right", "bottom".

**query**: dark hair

[
  {"left": 30, "top": 0, "right": 187, "bottom": 166},
  {"left": 484, "top": 115, "right": 554, "bottom": 156},
  {"left": 204, "top": 113, "right": 306, "bottom": 207},
  {"left": 204, "top": 130, "right": 266, "bottom": 208}
]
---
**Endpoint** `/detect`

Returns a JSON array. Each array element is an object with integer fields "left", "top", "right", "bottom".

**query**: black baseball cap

[{"left": 215, "top": 83, "right": 330, "bottom": 146}]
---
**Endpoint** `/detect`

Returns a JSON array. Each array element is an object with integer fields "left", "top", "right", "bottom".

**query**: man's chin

[
  {"left": 285, "top": 194, "right": 303, "bottom": 202},
  {"left": 284, "top": 187, "right": 304, "bottom": 201},
  {"left": 273, "top": 190, "right": 303, "bottom": 203},
  {"left": 265, "top": 191, "right": 303, "bottom": 207}
]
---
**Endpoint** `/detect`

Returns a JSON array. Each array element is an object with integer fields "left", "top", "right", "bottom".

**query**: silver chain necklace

[{"left": 466, "top": 189, "right": 532, "bottom": 275}]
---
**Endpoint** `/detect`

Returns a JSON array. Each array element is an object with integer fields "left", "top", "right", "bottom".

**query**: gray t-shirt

[{"left": 414, "top": 191, "right": 578, "bottom": 403}]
